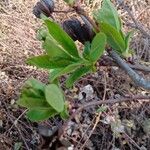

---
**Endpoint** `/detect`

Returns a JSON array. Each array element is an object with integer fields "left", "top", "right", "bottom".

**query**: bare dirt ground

[{"left": 0, "top": 0, "right": 150, "bottom": 149}]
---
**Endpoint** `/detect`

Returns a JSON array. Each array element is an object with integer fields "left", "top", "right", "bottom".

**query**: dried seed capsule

[
  {"left": 62, "top": 19, "right": 83, "bottom": 41},
  {"left": 81, "top": 24, "right": 95, "bottom": 43},
  {"left": 62, "top": 18, "right": 95, "bottom": 44},
  {"left": 33, "top": 0, "right": 54, "bottom": 18}
]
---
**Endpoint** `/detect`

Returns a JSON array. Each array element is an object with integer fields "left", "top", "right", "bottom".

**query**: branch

[
  {"left": 72, "top": 5, "right": 150, "bottom": 90},
  {"left": 117, "top": 0, "right": 150, "bottom": 38},
  {"left": 75, "top": 95, "right": 150, "bottom": 115},
  {"left": 73, "top": 5, "right": 100, "bottom": 32},
  {"left": 109, "top": 50, "right": 150, "bottom": 90},
  {"left": 99, "top": 55, "right": 150, "bottom": 73},
  {"left": 59, "top": 95, "right": 150, "bottom": 137}
]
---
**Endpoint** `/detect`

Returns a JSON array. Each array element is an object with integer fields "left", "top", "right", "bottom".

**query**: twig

[
  {"left": 74, "top": 95, "right": 150, "bottom": 118},
  {"left": 126, "top": 23, "right": 150, "bottom": 39},
  {"left": 128, "top": 63, "right": 150, "bottom": 73},
  {"left": 80, "top": 72, "right": 108, "bottom": 149},
  {"left": 117, "top": 1, "right": 150, "bottom": 38},
  {"left": 7, "top": 110, "right": 28, "bottom": 132},
  {"left": 72, "top": 4, "right": 150, "bottom": 90},
  {"left": 53, "top": 10, "right": 74, "bottom": 13},
  {"left": 2, "top": 102, "right": 30, "bottom": 150},
  {"left": 109, "top": 50, "right": 150, "bottom": 90},
  {"left": 59, "top": 95, "right": 150, "bottom": 139},
  {"left": 59, "top": 95, "right": 150, "bottom": 138},
  {"left": 99, "top": 56, "right": 150, "bottom": 73},
  {"left": 123, "top": 132, "right": 142, "bottom": 150},
  {"left": 73, "top": 5, "right": 100, "bottom": 32}
]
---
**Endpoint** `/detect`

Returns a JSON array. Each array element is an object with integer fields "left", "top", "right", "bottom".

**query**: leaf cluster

[
  {"left": 18, "top": 0, "right": 134, "bottom": 122},
  {"left": 94, "top": 0, "right": 134, "bottom": 57},
  {"left": 27, "top": 19, "right": 106, "bottom": 88},
  {"left": 17, "top": 78, "right": 68, "bottom": 121}
]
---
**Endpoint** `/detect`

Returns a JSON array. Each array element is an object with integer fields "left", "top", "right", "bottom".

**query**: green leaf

[
  {"left": 125, "top": 31, "right": 133, "bottom": 52},
  {"left": 26, "top": 107, "right": 57, "bottom": 121},
  {"left": 66, "top": 66, "right": 91, "bottom": 88},
  {"left": 20, "top": 78, "right": 45, "bottom": 98},
  {"left": 45, "top": 84, "right": 64, "bottom": 112},
  {"left": 49, "top": 62, "right": 82, "bottom": 82},
  {"left": 96, "top": 106, "right": 108, "bottom": 113},
  {"left": 60, "top": 103, "right": 69, "bottom": 120},
  {"left": 63, "top": 0, "right": 75, "bottom": 6},
  {"left": 25, "top": 78, "right": 45, "bottom": 91},
  {"left": 83, "top": 42, "right": 91, "bottom": 60},
  {"left": 37, "top": 27, "right": 48, "bottom": 41},
  {"left": 49, "top": 68, "right": 63, "bottom": 81},
  {"left": 89, "top": 32, "right": 106, "bottom": 62},
  {"left": 17, "top": 97, "right": 49, "bottom": 109},
  {"left": 21, "top": 88, "right": 44, "bottom": 99},
  {"left": 14, "top": 142, "right": 22, "bottom": 150},
  {"left": 44, "top": 19, "right": 79, "bottom": 58},
  {"left": 48, "top": 57, "right": 75, "bottom": 68},
  {"left": 27, "top": 55, "right": 51, "bottom": 69},
  {"left": 94, "top": 0, "right": 121, "bottom": 31},
  {"left": 121, "top": 31, "right": 134, "bottom": 58},
  {"left": 101, "top": 23, "right": 126, "bottom": 53},
  {"left": 42, "top": 36, "right": 72, "bottom": 58},
  {"left": 27, "top": 55, "right": 74, "bottom": 69}
]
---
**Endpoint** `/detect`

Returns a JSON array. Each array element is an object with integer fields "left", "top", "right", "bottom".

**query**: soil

[{"left": 0, "top": 0, "right": 150, "bottom": 149}]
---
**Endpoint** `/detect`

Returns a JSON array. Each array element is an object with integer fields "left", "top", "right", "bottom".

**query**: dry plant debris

[{"left": 0, "top": 0, "right": 150, "bottom": 149}]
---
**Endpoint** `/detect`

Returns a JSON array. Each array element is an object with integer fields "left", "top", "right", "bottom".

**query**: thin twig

[
  {"left": 73, "top": 5, "right": 100, "bottom": 32},
  {"left": 53, "top": 10, "right": 74, "bottom": 13},
  {"left": 7, "top": 110, "right": 28, "bottom": 133},
  {"left": 72, "top": 4, "right": 150, "bottom": 90},
  {"left": 2, "top": 102, "right": 30, "bottom": 150},
  {"left": 74, "top": 95, "right": 150, "bottom": 118},
  {"left": 117, "top": 1, "right": 150, "bottom": 38},
  {"left": 59, "top": 95, "right": 150, "bottom": 138},
  {"left": 123, "top": 132, "right": 142, "bottom": 150},
  {"left": 99, "top": 56, "right": 150, "bottom": 73},
  {"left": 80, "top": 72, "right": 108, "bottom": 149},
  {"left": 109, "top": 50, "right": 150, "bottom": 90}
]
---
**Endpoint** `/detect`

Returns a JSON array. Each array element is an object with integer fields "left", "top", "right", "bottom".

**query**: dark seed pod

[
  {"left": 81, "top": 24, "right": 95, "bottom": 43},
  {"left": 62, "top": 19, "right": 83, "bottom": 41},
  {"left": 33, "top": 0, "right": 54, "bottom": 18},
  {"left": 62, "top": 18, "right": 95, "bottom": 44}
]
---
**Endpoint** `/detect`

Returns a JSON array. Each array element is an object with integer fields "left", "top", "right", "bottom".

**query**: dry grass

[{"left": 0, "top": 0, "right": 150, "bottom": 149}]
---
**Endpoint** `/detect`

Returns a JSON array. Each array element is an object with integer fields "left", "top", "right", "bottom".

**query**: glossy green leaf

[
  {"left": 17, "top": 97, "right": 49, "bottom": 109},
  {"left": 42, "top": 36, "right": 72, "bottom": 58},
  {"left": 45, "top": 84, "right": 64, "bottom": 112},
  {"left": 94, "top": 0, "right": 121, "bottom": 31},
  {"left": 89, "top": 32, "right": 106, "bottom": 62},
  {"left": 27, "top": 55, "right": 74, "bottom": 69},
  {"left": 66, "top": 66, "right": 91, "bottom": 88},
  {"left": 27, "top": 107, "right": 57, "bottom": 121},
  {"left": 44, "top": 19, "right": 79, "bottom": 58},
  {"left": 101, "top": 23, "right": 126, "bottom": 53},
  {"left": 49, "top": 62, "right": 82, "bottom": 82}
]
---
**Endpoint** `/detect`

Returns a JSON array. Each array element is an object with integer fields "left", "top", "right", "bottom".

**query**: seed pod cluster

[
  {"left": 62, "top": 19, "right": 95, "bottom": 44},
  {"left": 33, "top": 0, "right": 54, "bottom": 18}
]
